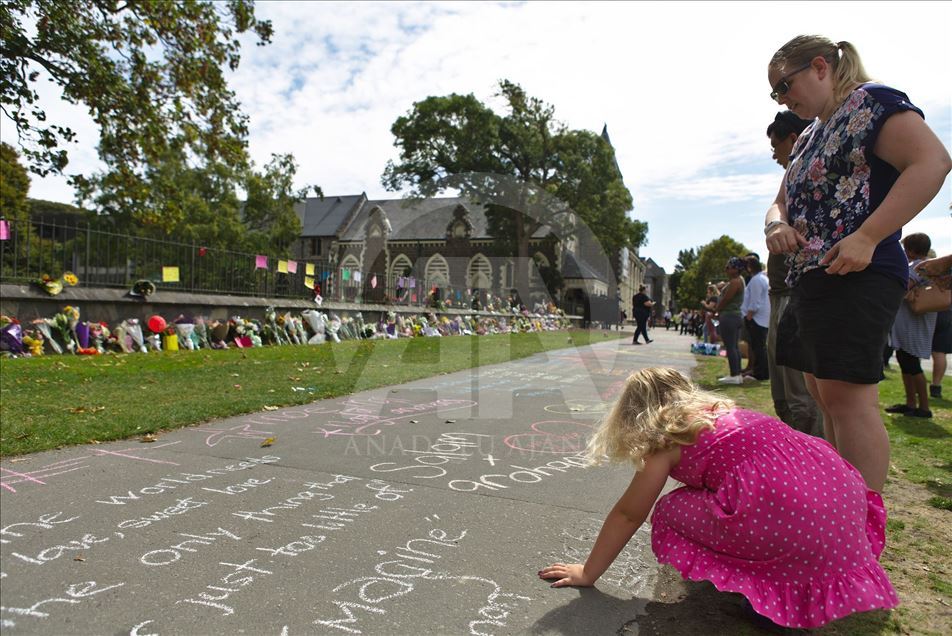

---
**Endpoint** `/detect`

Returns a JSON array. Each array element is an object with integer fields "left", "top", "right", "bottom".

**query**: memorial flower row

[{"left": 0, "top": 306, "right": 572, "bottom": 357}]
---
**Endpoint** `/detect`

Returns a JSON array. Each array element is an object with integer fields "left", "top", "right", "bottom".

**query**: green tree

[
  {"left": 668, "top": 247, "right": 697, "bottom": 307},
  {"left": 677, "top": 236, "right": 749, "bottom": 309},
  {"left": 241, "top": 154, "right": 318, "bottom": 254},
  {"left": 0, "top": 142, "right": 30, "bottom": 225},
  {"left": 382, "top": 79, "right": 645, "bottom": 294},
  {"left": 0, "top": 0, "right": 278, "bottom": 232}
]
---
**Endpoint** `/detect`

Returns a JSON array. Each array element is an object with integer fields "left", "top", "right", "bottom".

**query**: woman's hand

[
  {"left": 538, "top": 563, "right": 596, "bottom": 588},
  {"left": 766, "top": 223, "right": 807, "bottom": 254},
  {"left": 820, "top": 230, "right": 877, "bottom": 275}
]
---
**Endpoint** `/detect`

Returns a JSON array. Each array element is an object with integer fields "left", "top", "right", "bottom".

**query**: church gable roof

[
  {"left": 295, "top": 194, "right": 365, "bottom": 237},
  {"left": 338, "top": 196, "right": 551, "bottom": 242}
]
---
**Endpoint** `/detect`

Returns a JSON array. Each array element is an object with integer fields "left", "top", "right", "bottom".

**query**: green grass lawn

[{"left": 0, "top": 329, "right": 624, "bottom": 456}]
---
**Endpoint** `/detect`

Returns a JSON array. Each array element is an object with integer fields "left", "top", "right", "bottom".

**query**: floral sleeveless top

[{"left": 783, "top": 84, "right": 923, "bottom": 287}]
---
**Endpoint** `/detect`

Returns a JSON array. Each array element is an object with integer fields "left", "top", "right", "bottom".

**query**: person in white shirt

[{"left": 741, "top": 256, "right": 771, "bottom": 380}]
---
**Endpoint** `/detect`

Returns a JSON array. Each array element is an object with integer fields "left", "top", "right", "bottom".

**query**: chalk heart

[{"left": 503, "top": 420, "right": 596, "bottom": 455}]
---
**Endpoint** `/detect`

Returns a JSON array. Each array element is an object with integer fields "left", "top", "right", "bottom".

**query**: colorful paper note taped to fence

[
  {"left": 304, "top": 276, "right": 314, "bottom": 289},
  {"left": 371, "top": 274, "right": 377, "bottom": 288},
  {"left": 255, "top": 255, "right": 268, "bottom": 269},
  {"left": 342, "top": 270, "right": 350, "bottom": 281},
  {"left": 278, "top": 260, "right": 288, "bottom": 274},
  {"left": 162, "top": 266, "right": 180, "bottom": 283},
  {"left": 306, "top": 263, "right": 315, "bottom": 276},
  {"left": 287, "top": 260, "right": 298, "bottom": 274},
  {"left": 0, "top": 220, "right": 9, "bottom": 241}
]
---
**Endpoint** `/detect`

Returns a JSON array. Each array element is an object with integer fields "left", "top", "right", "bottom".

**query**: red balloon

[{"left": 148, "top": 315, "right": 167, "bottom": 333}]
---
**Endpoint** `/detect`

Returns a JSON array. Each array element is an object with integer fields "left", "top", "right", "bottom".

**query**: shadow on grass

[
  {"left": 925, "top": 478, "right": 952, "bottom": 499},
  {"left": 890, "top": 416, "right": 950, "bottom": 439}
]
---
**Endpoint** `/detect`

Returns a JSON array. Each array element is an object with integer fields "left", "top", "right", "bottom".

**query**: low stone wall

[{"left": 0, "top": 284, "right": 582, "bottom": 326}]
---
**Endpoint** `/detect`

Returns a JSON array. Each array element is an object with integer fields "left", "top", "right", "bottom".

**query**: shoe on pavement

[
  {"left": 884, "top": 404, "right": 913, "bottom": 414},
  {"left": 718, "top": 375, "right": 743, "bottom": 385},
  {"left": 632, "top": 341, "right": 642, "bottom": 345},
  {"left": 645, "top": 339, "right": 653, "bottom": 344},
  {"left": 911, "top": 408, "right": 933, "bottom": 418}
]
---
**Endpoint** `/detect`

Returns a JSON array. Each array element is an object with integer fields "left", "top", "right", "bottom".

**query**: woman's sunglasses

[{"left": 770, "top": 63, "right": 812, "bottom": 102}]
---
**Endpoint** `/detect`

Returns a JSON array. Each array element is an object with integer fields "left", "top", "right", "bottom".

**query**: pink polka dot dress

[{"left": 650, "top": 408, "right": 899, "bottom": 628}]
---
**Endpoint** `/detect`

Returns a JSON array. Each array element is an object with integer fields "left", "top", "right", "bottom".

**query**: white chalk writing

[{"left": 0, "top": 512, "right": 79, "bottom": 544}]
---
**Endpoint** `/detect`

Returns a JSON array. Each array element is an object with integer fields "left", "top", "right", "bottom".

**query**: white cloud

[{"left": 6, "top": 1, "right": 950, "bottom": 269}]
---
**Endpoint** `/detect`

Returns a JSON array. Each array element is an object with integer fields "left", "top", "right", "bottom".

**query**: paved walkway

[{"left": 0, "top": 331, "right": 696, "bottom": 635}]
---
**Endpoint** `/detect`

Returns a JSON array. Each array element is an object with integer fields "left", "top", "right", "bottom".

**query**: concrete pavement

[{"left": 0, "top": 331, "right": 697, "bottom": 635}]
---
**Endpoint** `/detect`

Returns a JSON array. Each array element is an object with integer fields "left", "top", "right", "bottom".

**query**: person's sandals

[{"left": 884, "top": 404, "right": 913, "bottom": 414}]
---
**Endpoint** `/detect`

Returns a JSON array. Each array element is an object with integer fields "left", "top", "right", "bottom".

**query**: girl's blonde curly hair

[{"left": 586, "top": 367, "right": 733, "bottom": 469}]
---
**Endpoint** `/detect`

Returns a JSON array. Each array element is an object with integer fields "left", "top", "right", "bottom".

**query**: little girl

[{"left": 538, "top": 367, "right": 898, "bottom": 629}]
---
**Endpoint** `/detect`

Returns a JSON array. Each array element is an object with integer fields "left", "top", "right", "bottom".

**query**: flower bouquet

[
  {"left": 209, "top": 320, "right": 230, "bottom": 349},
  {"left": 267, "top": 307, "right": 289, "bottom": 345},
  {"left": 89, "top": 322, "right": 110, "bottom": 353},
  {"left": 121, "top": 318, "right": 147, "bottom": 353},
  {"left": 22, "top": 328, "right": 44, "bottom": 356},
  {"left": 248, "top": 320, "right": 263, "bottom": 347},
  {"left": 162, "top": 325, "right": 179, "bottom": 351},
  {"left": 129, "top": 279, "right": 156, "bottom": 298},
  {"left": 0, "top": 315, "right": 24, "bottom": 355},
  {"left": 174, "top": 321, "right": 196, "bottom": 351},
  {"left": 30, "top": 318, "right": 61, "bottom": 353},
  {"left": 326, "top": 314, "right": 342, "bottom": 343},
  {"left": 50, "top": 306, "right": 79, "bottom": 353},
  {"left": 75, "top": 318, "right": 99, "bottom": 355},
  {"left": 292, "top": 315, "right": 308, "bottom": 345},
  {"left": 385, "top": 311, "right": 398, "bottom": 339},
  {"left": 193, "top": 317, "right": 210, "bottom": 349},
  {"left": 302, "top": 309, "right": 327, "bottom": 345},
  {"left": 34, "top": 271, "right": 78, "bottom": 296}
]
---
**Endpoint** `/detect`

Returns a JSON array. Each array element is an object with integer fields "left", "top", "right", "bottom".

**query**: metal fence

[{"left": 0, "top": 217, "right": 530, "bottom": 310}]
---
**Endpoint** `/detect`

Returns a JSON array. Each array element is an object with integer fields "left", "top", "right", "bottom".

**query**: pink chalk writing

[{"left": 502, "top": 420, "right": 595, "bottom": 455}]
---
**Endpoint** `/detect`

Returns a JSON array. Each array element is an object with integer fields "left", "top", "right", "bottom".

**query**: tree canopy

[
  {"left": 0, "top": 142, "right": 30, "bottom": 225},
  {"left": 382, "top": 80, "right": 646, "bottom": 295},
  {"left": 1, "top": 0, "right": 309, "bottom": 249},
  {"left": 675, "top": 236, "right": 750, "bottom": 309}
]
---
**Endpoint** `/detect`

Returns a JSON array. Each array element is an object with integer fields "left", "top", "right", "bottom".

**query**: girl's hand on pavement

[{"left": 538, "top": 563, "right": 596, "bottom": 588}]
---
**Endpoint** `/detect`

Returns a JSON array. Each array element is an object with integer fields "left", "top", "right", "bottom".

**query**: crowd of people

[{"left": 544, "top": 34, "right": 951, "bottom": 629}]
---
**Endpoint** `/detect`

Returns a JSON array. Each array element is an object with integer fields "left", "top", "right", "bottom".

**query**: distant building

[
  {"left": 287, "top": 124, "right": 645, "bottom": 313},
  {"left": 641, "top": 257, "right": 670, "bottom": 320}
]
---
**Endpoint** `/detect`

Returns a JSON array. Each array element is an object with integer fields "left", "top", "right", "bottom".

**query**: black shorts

[
  {"left": 776, "top": 268, "right": 905, "bottom": 384},
  {"left": 933, "top": 309, "right": 952, "bottom": 354}
]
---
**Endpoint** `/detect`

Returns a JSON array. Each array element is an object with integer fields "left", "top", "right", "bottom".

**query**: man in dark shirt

[
  {"left": 631, "top": 285, "right": 654, "bottom": 344},
  {"left": 765, "top": 111, "right": 824, "bottom": 437}
]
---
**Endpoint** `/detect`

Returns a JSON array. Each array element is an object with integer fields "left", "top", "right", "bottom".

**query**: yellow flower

[{"left": 63, "top": 272, "right": 79, "bottom": 286}]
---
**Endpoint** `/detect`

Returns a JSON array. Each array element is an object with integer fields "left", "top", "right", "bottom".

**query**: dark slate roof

[
  {"left": 336, "top": 196, "right": 551, "bottom": 241},
  {"left": 562, "top": 252, "right": 604, "bottom": 280},
  {"left": 295, "top": 194, "right": 365, "bottom": 236},
  {"left": 642, "top": 257, "right": 667, "bottom": 276}
]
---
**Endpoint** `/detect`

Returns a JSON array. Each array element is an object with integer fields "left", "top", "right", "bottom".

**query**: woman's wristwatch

[{"left": 764, "top": 219, "right": 788, "bottom": 235}]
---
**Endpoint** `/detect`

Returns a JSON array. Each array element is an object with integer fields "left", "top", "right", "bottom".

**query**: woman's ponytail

[{"left": 832, "top": 40, "right": 873, "bottom": 102}]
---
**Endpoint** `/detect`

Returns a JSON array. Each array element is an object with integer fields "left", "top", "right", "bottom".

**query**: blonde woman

[
  {"left": 538, "top": 367, "right": 898, "bottom": 629},
  {"left": 763, "top": 35, "right": 951, "bottom": 492}
]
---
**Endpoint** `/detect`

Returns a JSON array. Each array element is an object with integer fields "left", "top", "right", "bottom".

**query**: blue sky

[{"left": 6, "top": 1, "right": 950, "bottom": 272}]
